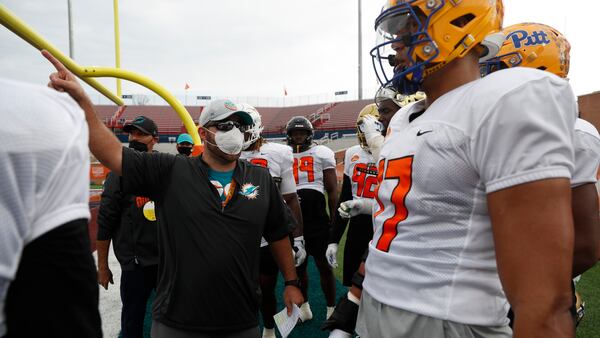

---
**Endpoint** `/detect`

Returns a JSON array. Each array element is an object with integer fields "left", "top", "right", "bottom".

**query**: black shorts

[
  {"left": 259, "top": 246, "right": 279, "bottom": 276},
  {"left": 297, "top": 189, "right": 330, "bottom": 236},
  {"left": 342, "top": 214, "right": 373, "bottom": 286},
  {"left": 5, "top": 219, "right": 102, "bottom": 338},
  {"left": 296, "top": 226, "right": 329, "bottom": 276},
  {"left": 304, "top": 227, "right": 329, "bottom": 260}
]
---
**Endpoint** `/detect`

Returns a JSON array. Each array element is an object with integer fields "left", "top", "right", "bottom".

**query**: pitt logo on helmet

[{"left": 507, "top": 30, "right": 551, "bottom": 49}]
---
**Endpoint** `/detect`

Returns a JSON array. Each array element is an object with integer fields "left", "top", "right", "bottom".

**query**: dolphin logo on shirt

[{"left": 239, "top": 183, "right": 260, "bottom": 200}]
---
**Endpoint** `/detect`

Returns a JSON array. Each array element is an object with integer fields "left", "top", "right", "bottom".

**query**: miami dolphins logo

[
  {"left": 239, "top": 183, "right": 259, "bottom": 200},
  {"left": 224, "top": 100, "right": 238, "bottom": 111}
]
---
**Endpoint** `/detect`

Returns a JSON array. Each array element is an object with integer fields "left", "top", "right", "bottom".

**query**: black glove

[{"left": 320, "top": 295, "right": 359, "bottom": 333}]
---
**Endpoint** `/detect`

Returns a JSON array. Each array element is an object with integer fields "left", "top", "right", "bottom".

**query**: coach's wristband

[{"left": 284, "top": 279, "right": 301, "bottom": 289}]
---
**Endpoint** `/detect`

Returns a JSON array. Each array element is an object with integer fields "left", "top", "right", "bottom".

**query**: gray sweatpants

[
  {"left": 151, "top": 320, "right": 260, "bottom": 338},
  {"left": 356, "top": 291, "right": 512, "bottom": 338}
]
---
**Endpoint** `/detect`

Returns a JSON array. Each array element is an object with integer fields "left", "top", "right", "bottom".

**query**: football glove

[
  {"left": 326, "top": 243, "right": 339, "bottom": 268},
  {"left": 360, "top": 115, "right": 383, "bottom": 142},
  {"left": 338, "top": 199, "right": 374, "bottom": 219},
  {"left": 293, "top": 236, "right": 307, "bottom": 267},
  {"left": 321, "top": 292, "right": 360, "bottom": 334}
]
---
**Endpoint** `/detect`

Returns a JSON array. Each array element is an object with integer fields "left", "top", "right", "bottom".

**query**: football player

[
  {"left": 481, "top": 22, "right": 600, "bottom": 328},
  {"left": 327, "top": 104, "right": 382, "bottom": 284},
  {"left": 351, "top": 1, "right": 577, "bottom": 337},
  {"left": 239, "top": 104, "right": 306, "bottom": 338},
  {"left": 322, "top": 91, "right": 425, "bottom": 338},
  {"left": 286, "top": 116, "right": 338, "bottom": 322}
]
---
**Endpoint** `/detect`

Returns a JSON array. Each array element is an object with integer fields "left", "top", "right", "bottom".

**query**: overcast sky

[{"left": 1, "top": 0, "right": 599, "bottom": 105}]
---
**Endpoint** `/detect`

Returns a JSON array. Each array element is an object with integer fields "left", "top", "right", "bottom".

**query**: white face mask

[{"left": 205, "top": 127, "right": 244, "bottom": 155}]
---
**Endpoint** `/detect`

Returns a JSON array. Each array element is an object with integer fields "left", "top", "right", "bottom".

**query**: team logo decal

[
  {"left": 507, "top": 29, "right": 550, "bottom": 49},
  {"left": 224, "top": 100, "right": 238, "bottom": 111},
  {"left": 239, "top": 183, "right": 260, "bottom": 200},
  {"left": 142, "top": 201, "right": 156, "bottom": 221}
]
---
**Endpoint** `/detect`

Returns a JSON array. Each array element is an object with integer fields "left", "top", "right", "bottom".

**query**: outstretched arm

[{"left": 42, "top": 50, "right": 123, "bottom": 175}]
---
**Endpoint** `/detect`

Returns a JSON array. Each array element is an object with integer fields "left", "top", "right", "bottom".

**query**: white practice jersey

[
  {"left": 241, "top": 142, "right": 296, "bottom": 195},
  {"left": 241, "top": 142, "right": 296, "bottom": 247},
  {"left": 293, "top": 145, "right": 336, "bottom": 194},
  {"left": 572, "top": 118, "right": 600, "bottom": 187},
  {"left": 0, "top": 79, "right": 90, "bottom": 281},
  {"left": 343, "top": 145, "right": 378, "bottom": 200},
  {"left": 363, "top": 68, "right": 576, "bottom": 326}
]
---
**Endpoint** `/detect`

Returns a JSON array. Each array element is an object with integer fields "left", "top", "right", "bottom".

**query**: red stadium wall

[{"left": 579, "top": 92, "right": 600, "bottom": 131}]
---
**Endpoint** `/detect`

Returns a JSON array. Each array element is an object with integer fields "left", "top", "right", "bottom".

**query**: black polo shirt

[{"left": 121, "top": 147, "right": 293, "bottom": 332}]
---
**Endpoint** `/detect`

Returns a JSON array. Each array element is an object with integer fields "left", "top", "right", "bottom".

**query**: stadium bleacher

[{"left": 95, "top": 100, "right": 368, "bottom": 138}]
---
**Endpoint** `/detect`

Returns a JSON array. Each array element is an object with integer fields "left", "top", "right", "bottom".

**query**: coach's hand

[
  {"left": 283, "top": 285, "right": 304, "bottom": 316},
  {"left": 41, "top": 50, "right": 89, "bottom": 104},
  {"left": 98, "top": 267, "right": 114, "bottom": 290}
]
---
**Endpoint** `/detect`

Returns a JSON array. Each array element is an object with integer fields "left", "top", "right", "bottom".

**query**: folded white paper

[{"left": 274, "top": 304, "right": 301, "bottom": 338}]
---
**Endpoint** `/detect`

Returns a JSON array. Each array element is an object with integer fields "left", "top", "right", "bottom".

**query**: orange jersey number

[
  {"left": 374, "top": 156, "right": 414, "bottom": 252},
  {"left": 352, "top": 163, "right": 378, "bottom": 198},
  {"left": 250, "top": 158, "right": 268, "bottom": 168},
  {"left": 293, "top": 156, "right": 315, "bottom": 183}
]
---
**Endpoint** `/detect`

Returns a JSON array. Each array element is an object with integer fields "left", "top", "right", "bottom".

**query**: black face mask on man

[
  {"left": 177, "top": 146, "right": 192, "bottom": 156},
  {"left": 129, "top": 140, "right": 149, "bottom": 152}
]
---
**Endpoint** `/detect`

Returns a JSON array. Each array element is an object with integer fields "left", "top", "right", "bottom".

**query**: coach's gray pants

[
  {"left": 356, "top": 290, "right": 512, "bottom": 338},
  {"left": 151, "top": 320, "right": 260, "bottom": 338}
]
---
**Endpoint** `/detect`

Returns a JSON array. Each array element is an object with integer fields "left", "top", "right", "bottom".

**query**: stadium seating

[{"left": 95, "top": 99, "right": 372, "bottom": 136}]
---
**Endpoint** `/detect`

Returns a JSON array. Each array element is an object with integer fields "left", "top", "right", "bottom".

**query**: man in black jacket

[
  {"left": 97, "top": 116, "right": 159, "bottom": 338},
  {"left": 44, "top": 50, "right": 302, "bottom": 338}
]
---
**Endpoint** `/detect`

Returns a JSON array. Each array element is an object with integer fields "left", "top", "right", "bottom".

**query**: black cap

[{"left": 123, "top": 116, "right": 158, "bottom": 137}]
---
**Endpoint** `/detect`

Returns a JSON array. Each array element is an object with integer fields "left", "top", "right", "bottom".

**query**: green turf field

[
  {"left": 577, "top": 263, "right": 600, "bottom": 337},
  {"left": 128, "top": 227, "right": 600, "bottom": 337}
]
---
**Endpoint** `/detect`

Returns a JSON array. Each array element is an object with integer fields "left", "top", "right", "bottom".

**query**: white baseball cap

[{"left": 198, "top": 99, "right": 253, "bottom": 127}]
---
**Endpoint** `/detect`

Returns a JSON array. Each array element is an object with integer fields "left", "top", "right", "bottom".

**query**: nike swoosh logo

[{"left": 417, "top": 130, "right": 433, "bottom": 136}]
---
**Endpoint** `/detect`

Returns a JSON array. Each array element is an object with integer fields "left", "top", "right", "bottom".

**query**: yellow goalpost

[{"left": 0, "top": 4, "right": 202, "bottom": 153}]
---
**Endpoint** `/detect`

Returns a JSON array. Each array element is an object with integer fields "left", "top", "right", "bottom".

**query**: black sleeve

[
  {"left": 121, "top": 147, "right": 177, "bottom": 200},
  {"left": 264, "top": 174, "right": 295, "bottom": 243},
  {"left": 329, "top": 174, "right": 353, "bottom": 244},
  {"left": 96, "top": 173, "right": 122, "bottom": 241}
]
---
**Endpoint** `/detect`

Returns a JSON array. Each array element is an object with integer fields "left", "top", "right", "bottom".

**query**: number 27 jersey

[
  {"left": 293, "top": 145, "right": 336, "bottom": 194},
  {"left": 365, "top": 68, "right": 576, "bottom": 326}
]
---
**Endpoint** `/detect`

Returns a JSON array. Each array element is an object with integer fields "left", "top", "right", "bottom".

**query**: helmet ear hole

[{"left": 450, "top": 13, "right": 475, "bottom": 28}]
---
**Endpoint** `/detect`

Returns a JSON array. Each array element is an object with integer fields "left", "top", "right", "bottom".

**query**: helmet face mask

[
  {"left": 480, "top": 23, "right": 571, "bottom": 79},
  {"left": 286, "top": 116, "right": 314, "bottom": 153},
  {"left": 238, "top": 103, "right": 263, "bottom": 150},
  {"left": 371, "top": 3, "right": 435, "bottom": 95},
  {"left": 375, "top": 85, "right": 403, "bottom": 108},
  {"left": 371, "top": 0, "right": 504, "bottom": 95}
]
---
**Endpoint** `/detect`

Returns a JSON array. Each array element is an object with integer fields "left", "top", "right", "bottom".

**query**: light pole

[
  {"left": 113, "top": 0, "right": 122, "bottom": 98},
  {"left": 358, "top": 0, "right": 363, "bottom": 100},
  {"left": 67, "top": 0, "right": 74, "bottom": 59}
]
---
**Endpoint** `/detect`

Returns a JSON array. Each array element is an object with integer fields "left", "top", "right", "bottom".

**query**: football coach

[{"left": 42, "top": 50, "right": 303, "bottom": 338}]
